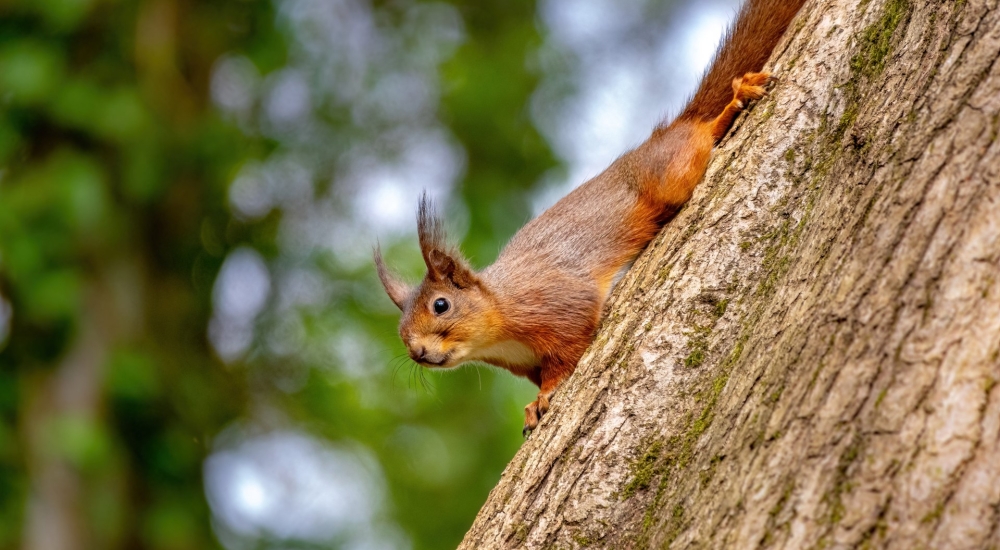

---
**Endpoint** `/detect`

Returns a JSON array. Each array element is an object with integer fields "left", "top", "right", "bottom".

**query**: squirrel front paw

[{"left": 522, "top": 392, "right": 552, "bottom": 437}]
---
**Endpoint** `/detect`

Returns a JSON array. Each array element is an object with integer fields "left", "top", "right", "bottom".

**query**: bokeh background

[{"left": 0, "top": 0, "right": 737, "bottom": 548}]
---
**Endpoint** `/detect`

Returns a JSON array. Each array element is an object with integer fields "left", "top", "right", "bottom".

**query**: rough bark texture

[{"left": 460, "top": 0, "right": 1000, "bottom": 548}]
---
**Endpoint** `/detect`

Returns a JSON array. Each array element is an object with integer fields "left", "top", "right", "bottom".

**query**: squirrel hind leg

[
  {"left": 710, "top": 72, "right": 773, "bottom": 141},
  {"left": 734, "top": 72, "right": 772, "bottom": 97}
]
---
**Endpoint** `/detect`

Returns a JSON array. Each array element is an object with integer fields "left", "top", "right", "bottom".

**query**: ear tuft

[
  {"left": 416, "top": 194, "right": 480, "bottom": 289},
  {"left": 417, "top": 193, "right": 447, "bottom": 265},
  {"left": 374, "top": 244, "right": 411, "bottom": 311}
]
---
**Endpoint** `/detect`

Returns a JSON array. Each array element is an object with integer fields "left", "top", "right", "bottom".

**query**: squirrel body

[{"left": 376, "top": 0, "right": 807, "bottom": 434}]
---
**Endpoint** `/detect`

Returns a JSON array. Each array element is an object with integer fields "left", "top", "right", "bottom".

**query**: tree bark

[{"left": 460, "top": 0, "right": 1000, "bottom": 548}]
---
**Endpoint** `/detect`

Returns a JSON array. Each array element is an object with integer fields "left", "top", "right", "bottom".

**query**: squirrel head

[{"left": 374, "top": 196, "right": 500, "bottom": 368}]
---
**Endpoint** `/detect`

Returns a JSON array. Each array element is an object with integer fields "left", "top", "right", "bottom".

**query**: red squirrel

[{"left": 375, "top": 0, "right": 806, "bottom": 435}]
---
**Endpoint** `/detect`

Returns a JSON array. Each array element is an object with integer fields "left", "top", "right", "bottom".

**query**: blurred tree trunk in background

[
  {"left": 19, "top": 1, "right": 185, "bottom": 545},
  {"left": 22, "top": 275, "right": 135, "bottom": 550},
  {"left": 461, "top": 0, "right": 1000, "bottom": 547},
  {"left": 1, "top": 0, "right": 260, "bottom": 547}
]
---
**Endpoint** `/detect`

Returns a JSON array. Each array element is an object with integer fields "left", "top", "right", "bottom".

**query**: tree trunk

[
  {"left": 21, "top": 265, "right": 140, "bottom": 550},
  {"left": 460, "top": 0, "right": 1000, "bottom": 548}
]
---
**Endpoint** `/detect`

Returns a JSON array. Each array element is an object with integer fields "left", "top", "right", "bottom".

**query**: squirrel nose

[{"left": 410, "top": 346, "right": 427, "bottom": 362}]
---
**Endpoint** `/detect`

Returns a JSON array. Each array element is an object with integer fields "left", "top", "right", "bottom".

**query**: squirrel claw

[{"left": 522, "top": 425, "right": 532, "bottom": 438}]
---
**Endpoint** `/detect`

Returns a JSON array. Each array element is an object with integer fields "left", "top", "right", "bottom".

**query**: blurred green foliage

[{"left": 0, "top": 0, "right": 561, "bottom": 549}]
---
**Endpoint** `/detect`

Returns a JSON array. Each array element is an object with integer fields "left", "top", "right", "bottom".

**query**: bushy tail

[{"left": 680, "top": 0, "right": 807, "bottom": 122}]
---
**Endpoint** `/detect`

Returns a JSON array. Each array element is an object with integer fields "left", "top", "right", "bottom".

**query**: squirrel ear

[
  {"left": 415, "top": 193, "right": 479, "bottom": 289},
  {"left": 427, "top": 249, "right": 480, "bottom": 289},
  {"left": 374, "top": 245, "right": 411, "bottom": 311}
]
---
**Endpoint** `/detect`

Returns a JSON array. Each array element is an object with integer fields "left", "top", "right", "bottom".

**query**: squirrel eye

[{"left": 432, "top": 298, "right": 450, "bottom": 315}]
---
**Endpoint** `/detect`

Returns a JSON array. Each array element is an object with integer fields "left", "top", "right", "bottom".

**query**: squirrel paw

[
  {"left": 711, "top": 72, "right": 776, "bottom": 141},
  {"left": 522, "top": 392, "right": 552, "bottom": 437},
  {"left": 731, "top": 72, "right": 773, "bottom": 107}
]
